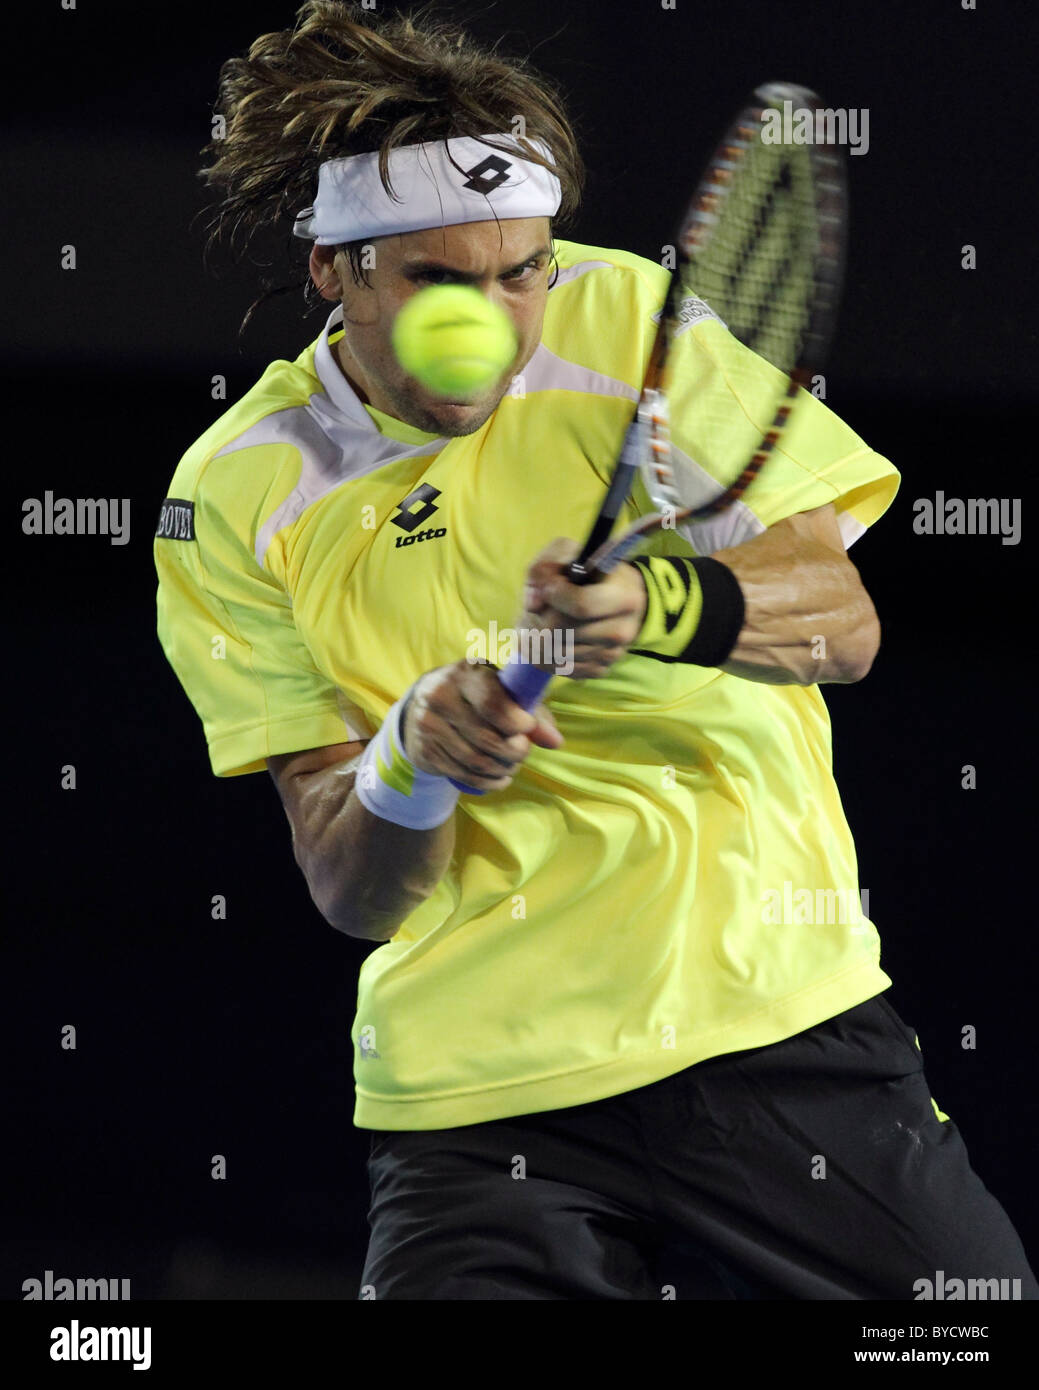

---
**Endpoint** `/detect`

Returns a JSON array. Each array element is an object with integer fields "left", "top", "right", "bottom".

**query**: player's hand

[
  {"left": 518, "top": 538, "right": 648, "bottom": 679},
  {"left": 402, "top": 659, "right": 564, "bottom": 792}
]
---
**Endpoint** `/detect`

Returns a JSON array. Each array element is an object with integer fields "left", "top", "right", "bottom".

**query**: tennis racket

[{"left": 450, "top": 81, "right": 848, "bottom": 794}]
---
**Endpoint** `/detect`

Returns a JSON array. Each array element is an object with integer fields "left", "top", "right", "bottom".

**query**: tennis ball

[{"left": 391, "top": 285, "right": 518, "bottom": 398}]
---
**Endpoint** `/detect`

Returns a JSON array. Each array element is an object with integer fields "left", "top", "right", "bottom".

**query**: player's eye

[
  {"left": 412, "top": 260, "right": 542, "bottom": 288},
  {"left": 415, "top": 269, "right": 457, "bottom": 286},
  {"left": 502, "top": 260, "right": 542, "bottom": 284}
]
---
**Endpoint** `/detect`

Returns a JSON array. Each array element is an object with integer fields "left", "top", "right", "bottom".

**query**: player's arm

[
  {"left": 522, "top": 504, "right": 879, "bottom": 687},
  {"left": 268, "top": 662, "right": 563, "bottom": 942},
  {"left": 268, "top": 739, "right": 455, "bottom": 944},
  {"left": 709, "top": 503, "right": 881, "bottom": 685}
]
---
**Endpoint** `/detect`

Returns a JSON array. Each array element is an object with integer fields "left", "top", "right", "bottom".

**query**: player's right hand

[{"left": 401, "top": 659, "right": 564, "bottom": 792}]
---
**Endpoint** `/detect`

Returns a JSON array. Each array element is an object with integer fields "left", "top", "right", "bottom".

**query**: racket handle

[
  {"left": 447, "top": 658, "right": 554, "bottom": 795},
  {"left": 498, "top": 658, "right": 554, "bottom": 710},
  {"left": 448, "top": 552, "right": 608, "bottom": 794}
]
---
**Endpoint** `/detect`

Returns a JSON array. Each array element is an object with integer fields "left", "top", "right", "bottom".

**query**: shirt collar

[
  {"left": 313, "top": 302, "right": 443, "bottom": 445},
  {"left": 313, "top": 303, "right": 376, "bottom": 430}
]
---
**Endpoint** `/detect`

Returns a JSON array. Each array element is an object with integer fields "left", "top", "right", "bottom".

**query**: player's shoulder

[
  {"left": 551, "top": 238, "right": 669, "bottom": 304},
  {"left": 164, "top": 351, "right": 321, "bottom": 509},
  {"left": 542, "top": 239, "right": 668, "bottom": 374}
]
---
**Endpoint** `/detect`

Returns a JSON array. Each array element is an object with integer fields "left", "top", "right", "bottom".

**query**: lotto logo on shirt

[{"left": 392, "top": 483, "right": 447, "bottom": 549}]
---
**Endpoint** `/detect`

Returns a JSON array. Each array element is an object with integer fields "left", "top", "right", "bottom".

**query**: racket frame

[{"left": 449, "top": 82, "right": 849, "bottom": 791}]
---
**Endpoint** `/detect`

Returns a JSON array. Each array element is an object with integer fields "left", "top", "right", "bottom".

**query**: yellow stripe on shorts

[{"left": 915, "top": 1032, "right": 951, "bottom": 1122}]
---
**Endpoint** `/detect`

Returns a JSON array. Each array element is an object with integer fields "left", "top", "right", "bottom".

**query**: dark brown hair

[{"left": 197, "top": 0, "right": 585, "bottom": 336}]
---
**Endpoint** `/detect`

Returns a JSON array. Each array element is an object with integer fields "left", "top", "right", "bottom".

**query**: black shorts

[{"left": 359, "top": 994, "right": 1037, "bottom": 1300}]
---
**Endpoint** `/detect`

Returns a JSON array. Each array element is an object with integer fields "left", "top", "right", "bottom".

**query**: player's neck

[{"left": 334, "top": 340, "right": 372, "bottom": 407}]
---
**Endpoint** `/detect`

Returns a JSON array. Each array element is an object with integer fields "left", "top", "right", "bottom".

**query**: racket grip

[
  {"left": 447, "top": 659, "right": 554, "bottom": 795},
  {"left": 499, "top": 659, "right": 554, "bottom": 710}
]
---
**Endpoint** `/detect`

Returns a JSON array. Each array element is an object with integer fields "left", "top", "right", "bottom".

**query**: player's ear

[{"left": 309, "top": 244, "right": 342, "bottom": 301}]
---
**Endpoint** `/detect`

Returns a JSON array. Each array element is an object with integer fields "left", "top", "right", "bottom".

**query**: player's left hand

[{"left": 516, "top": 538, "right": 647, "bottom": 679}]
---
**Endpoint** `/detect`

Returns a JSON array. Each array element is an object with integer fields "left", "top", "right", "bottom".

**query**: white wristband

[{"left": 355, "top": 690, "right": 460, "bottom": 830}]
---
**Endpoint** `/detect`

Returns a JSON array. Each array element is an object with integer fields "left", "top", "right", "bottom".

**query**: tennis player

[{"left": 155, "top": 2, "right": 1036, "bottom": 1300}]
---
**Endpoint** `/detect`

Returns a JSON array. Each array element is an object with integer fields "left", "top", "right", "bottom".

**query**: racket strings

[
  {"left": 668, "top": 120, "right": 844, "bottom": 521},
  {"left": 581, "top": 87, "right": 847, "bottom": 574},
  {"left": 694, "top": 152, "right": 818, "bottom": 374}
]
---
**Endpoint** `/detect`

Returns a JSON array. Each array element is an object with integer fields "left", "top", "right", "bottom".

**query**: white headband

[{"left": 292, "top": 133, "right": 562, "bottom": 244}]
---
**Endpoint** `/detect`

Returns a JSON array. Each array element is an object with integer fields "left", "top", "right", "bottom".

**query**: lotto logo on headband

[
  {"left": 292, "top": 134, "right": 562, "bottom": 245},
  {"left": 460, "top": 155, "right": 514, "bottom": 194}
]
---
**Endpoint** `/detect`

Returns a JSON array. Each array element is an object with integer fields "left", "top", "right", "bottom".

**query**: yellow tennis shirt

[{"left": 155, "top": 238, "right": 901, "bottom": 1129}]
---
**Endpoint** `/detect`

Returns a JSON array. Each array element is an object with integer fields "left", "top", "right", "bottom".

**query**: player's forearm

[
  {"left": 711, "top": 510, "right": 881, "bottom": 685},
  {"left": 290, "top": 762, "right": 455, "bottom": 941}
]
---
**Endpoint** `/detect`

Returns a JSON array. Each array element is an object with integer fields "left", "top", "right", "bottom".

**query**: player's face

[{"left": 310, "top": 218, "right": 553, "bottom": 436}]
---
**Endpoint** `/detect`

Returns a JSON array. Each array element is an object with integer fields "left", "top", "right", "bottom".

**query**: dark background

[{"left": 5, "top": 0, "right": 1036, "bottom": 1302}]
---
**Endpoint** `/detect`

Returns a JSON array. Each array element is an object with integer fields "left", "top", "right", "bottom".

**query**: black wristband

[
  {"left": 629, "top": 555, "right": 745, "bottom": 667},
  {"left": 685, "top": 556, "right": 745, "bottom": 665}
]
